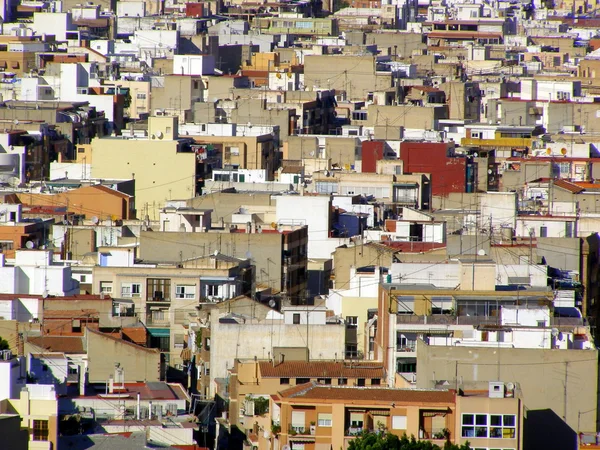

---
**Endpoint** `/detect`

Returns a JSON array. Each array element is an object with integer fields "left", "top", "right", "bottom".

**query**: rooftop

[
  {"left": 258, "top": 361, "right": 386, "bottom": 379},
  {"left": 276, "top": 382, "right": 456, "bottom": 403}
]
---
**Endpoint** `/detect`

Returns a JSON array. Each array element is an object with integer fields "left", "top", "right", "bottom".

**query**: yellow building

[
  {"left": 103, "top": 80, "right": 152, "bottom": 119},
  {"left": 0, "top": 384, "right": 59, "bottom": 450},
  {"left": 91, "top": 116, "right": 198, "bottom": 219}
]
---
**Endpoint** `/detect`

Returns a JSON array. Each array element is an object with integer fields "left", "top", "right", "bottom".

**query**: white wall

[
  {"left": 275, "top": 195, "right": 331, "bottom": 258},
  {"left": 0, "top": 357, "right": 26, "bottom": 400},
  {"left": 479, "top": 192, "right": 517, "bottom": 230},
  {"left": 172, "top": 54, "right": 215, "bottom": 76}
]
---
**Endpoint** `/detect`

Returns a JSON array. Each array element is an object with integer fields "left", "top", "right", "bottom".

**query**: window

[
  {"left": 206, "top": 284, "right": 220, "bottom": 296},
  {"left": 296, "top": 378, "right": 310, "bottom": 384},
  {"left": 392, "top": 415, "right": 407, "bottom": 430},
  {"left": 80, "top": 275, "right": 87, "bottom": 283},
  {"left": 33, "top": 420, "right": 49, "bottom": 441},
  {"left": 204, "top": 337, "right": 210, "bottom": 350},
  {"left": 176, "top": 285, "right": 196, "bottom": 299},
  {"left": 463, "top": 414, "right": 516, "bottom": 439},
  {"left": 100, "top": 281, "right": 113, "bottom": 294},
  {"left": 357, "top": 378, "right": 365, "bottom": 386},
  {"left": 539, "top": 226, "right": 548, "bottom": 238},
  {"left": 346, "top": 316, "right": 358, "bottom": 328},
  {"left": 291, "top": 410, "right": 306, "bottom": 433},
  {"left": 147, "top": 278, "right": 171, "bottom": 301},
  {"left": 68, "top": 366, "right": 78, "bottom": 375},
  {"left": 293, "top": 313, "right": 301, "bottom": 324},
  {"left": 152, "top": 310, "right": 165, "bottom": 321},
  {"left": 338, "top": 378, "right": 347, "bottom": 385},
  {"left": 317, "top": 378, "right": 331, "bottom": 385},
  {"left": 490, "top": 415, "right": 516, "bottom": 438},
  {"left": 42, "top": 365, "right": 48, "bottom": 372},
  {"left": 318, "top": 413, "right": 332, "bottom": 427},
  {"left": 280, "top": 378, "right": 290, "bottom": 385},
  {"left": 121, "top": 283, "right": 141, "bottom": 297},
  {"left": 137, "top": 93, "right": 146, "bottom": 100},
  {"left": 371, "top": 378, "right": 381, "bottom": 385},
  {"left": 345, "top": 344, "right": 358, "bottom": 358},
  {"left": 0, "top": 240, "right": 13, "bottom": 251},
  {"left": 537, "top": 320, "right": 546, "bottom": 328}
]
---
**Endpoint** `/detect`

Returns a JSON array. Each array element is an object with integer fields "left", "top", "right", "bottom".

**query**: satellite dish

[
  {"left": 91, "top": 216, "right": 99, "bottom": 225},
  {"left": 477, "top": 249, "right": 486, "bottom": 256},
  {"left": 309, "top": 150, "right": 315, "bottom": 157},
  {"left": 25, "top": 241, "right": 35, "bottom": 249},
  {"left": 156, "top": 131, "right": 163, "bottom": 139},
  {"left": 506, "top": 382, "right": 515, "bottom": 390},
  {"left": 270, "top": 222, "right": 278, "bottom": 229},
  {"left": 13, "top": 119, "right": 19, "bottom": 125},
  {"left": 283, "top": 445, "right": 291, "bottom": 450},
  {"left": 213, "top": 250, "right": 219, "bottom": 256},
  {"left": 42, "top": 290, "right": 49, "bottom": 299},
  {"left": 325, "top": 170, "right": 331, "bottom": 177},
  {"left": 473, "top": 152, "right": 479, "bottom": 158},
  {"left": 245, "top": 251, "right": 252, "bottom": 259},
  {"left": 487, "top": 169, "right": 493, "bottom": 175},
  {"left": 268, "top": 299, "right": 277, "bottom": 308},
  {"left": 551, "top": 328, "right": 559, "bottom": 337},
  {"left": 62, "top": 219, "right": 69, "bottom": 225}
]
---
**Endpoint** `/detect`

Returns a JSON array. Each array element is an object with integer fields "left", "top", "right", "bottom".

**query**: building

[
  {"left": 0, "top": 383, "right": 59, "bottom": 450},
  {"left": 90, "top": 116, "right": 198, "bottom": 219},
  {"left": 268, "top": 382, "right": 523, "bottom": 450}
]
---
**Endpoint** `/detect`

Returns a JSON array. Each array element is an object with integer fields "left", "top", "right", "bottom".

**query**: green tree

[
  {"left": 0, "top": 336, "right": 9, "bottom": 350},
  {"left": 347, "top": 431, "right": 471, "bottom": 450}
]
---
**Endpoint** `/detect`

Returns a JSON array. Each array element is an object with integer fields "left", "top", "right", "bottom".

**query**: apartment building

[{"left": 268, "top": 382, "right": 523, "bottom": 450}]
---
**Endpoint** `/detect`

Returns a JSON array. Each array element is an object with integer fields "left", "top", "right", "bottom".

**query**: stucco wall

[{"left": 416, "top": 341, "right": 598, "bottom": 432}]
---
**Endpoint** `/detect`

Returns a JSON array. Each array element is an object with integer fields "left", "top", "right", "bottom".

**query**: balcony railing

[
  {"left": 396, "top": 343, "right": 416, "bottom": 352},
  {"left": 396, "top": 315, "right": 585, "bottom": 327},
  {"left": 345, "top": 427, "right": 364, "bottom": 436},
  {"left": 289, "top": 426, "right": 314, "bottom": 436}
]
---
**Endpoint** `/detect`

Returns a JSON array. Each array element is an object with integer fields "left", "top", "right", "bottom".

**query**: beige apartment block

[
  {"left": 91, "top": 116, "right": 197, "bottom": 220},
  {"left": 0, "top": 384, "right": 59, "bottom": 450}
]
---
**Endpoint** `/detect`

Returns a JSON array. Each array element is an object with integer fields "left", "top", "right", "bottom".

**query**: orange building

[{"left": 17, "top": 183, "right": 135, "bottom": 220}]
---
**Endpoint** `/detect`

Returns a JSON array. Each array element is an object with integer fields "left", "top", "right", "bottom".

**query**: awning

[
  {"left": 0, "top": 61, "right": 7, "bottom": 68},
  {"left": 147, "top": 328, "right": 170, "bottom": 338},
  {"left": 180, "top": 347, "right": 192, "bottom": 361},
  {"left": 11, "top": 61, "right": 18, "bottom": 69}
]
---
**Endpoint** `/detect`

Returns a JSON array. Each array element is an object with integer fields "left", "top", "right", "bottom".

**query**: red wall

[
  {"left": 185, "top": 2, "right": 204, "bottom": 17},
  {"left": 361, "top": 140, "right": 385, "bottom": 173},
  {"left": 400, "top": 142, "right": 466, "bottom": 196}
]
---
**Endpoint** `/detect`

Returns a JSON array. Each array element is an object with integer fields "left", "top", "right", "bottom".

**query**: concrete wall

[
  {"left": 416, "top": 341, "right": 598, "bottom": 432},
  {"left": 304, "top": 54, "right": 376, "bottom": 100},
  {"left": 85, "top": 328, "right": 160, "bottom": 383},
  {"left": 209, "top": 314, "right": 345, "bottom": 396},
  {"left": 139, "top": 231, "right": 284, "bottom": 291}
]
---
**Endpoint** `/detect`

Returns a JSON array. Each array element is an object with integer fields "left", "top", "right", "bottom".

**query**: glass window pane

[
  {"left": 476, "top": 414, "right": 487, "bottom": 425},
  {"left": 475, "top": 427, "right": 488, "bottom": 437},
  {"left": 491, "top": 415, "right": 502, "bottom": 426},
  {"left": 503, "top": 415, "right": 516, "bottom": 427},
  {"left": 462, "top": 427, "right": 474, "bottom": 437},
  {"left": 462, "top": 414, "right": 474, "bottom": 425}
]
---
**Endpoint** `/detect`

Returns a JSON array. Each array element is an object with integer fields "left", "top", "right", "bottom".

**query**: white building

[
  {"left": 0, "top": 351, "right": 26, "bottom": 401},
  {"left": 0, "top": 250, "right": 79, "bottom": 296},
  {"left": 172, "top": 54, "right": 215, "bottom": 76}
]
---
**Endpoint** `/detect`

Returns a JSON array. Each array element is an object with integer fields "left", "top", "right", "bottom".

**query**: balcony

[
  {"left": 289, "top": 426, "right": 316, "bottom": 438},
  {"left": 147, "top": 295, "right": 170, "bottom": 304},
  {"left": 396, "top": 343, "right": 416, "bottom": 352},
  {"left": 345, "top": 427, "right": 364, "bottom": 436}
]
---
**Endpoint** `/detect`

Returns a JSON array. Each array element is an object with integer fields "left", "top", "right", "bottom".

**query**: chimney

[{"left": 108, "top": 375, "right": 114, "bottom": 394}]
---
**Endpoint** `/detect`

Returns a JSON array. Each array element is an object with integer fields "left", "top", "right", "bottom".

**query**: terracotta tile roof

[
  {"left": 259, "top": 361, "right": 385, "bottom": 379},
  {"left": 43, "top": 309, "right": 99, "bottom": 319},
  {"left": 278, "top": 382, "right": 456, "bottom": 404},
  {"left": 122, "top": 327, "right": 147, "bottom": 346},
  {"left": 27, "top": 336, "right": 85, "bottom": 354},
  {"left": 553, "top": 179, "right": 584, "bottom": 194},
  {"left": 85, "top": 328, "right": 158, "bottom": 354}
]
